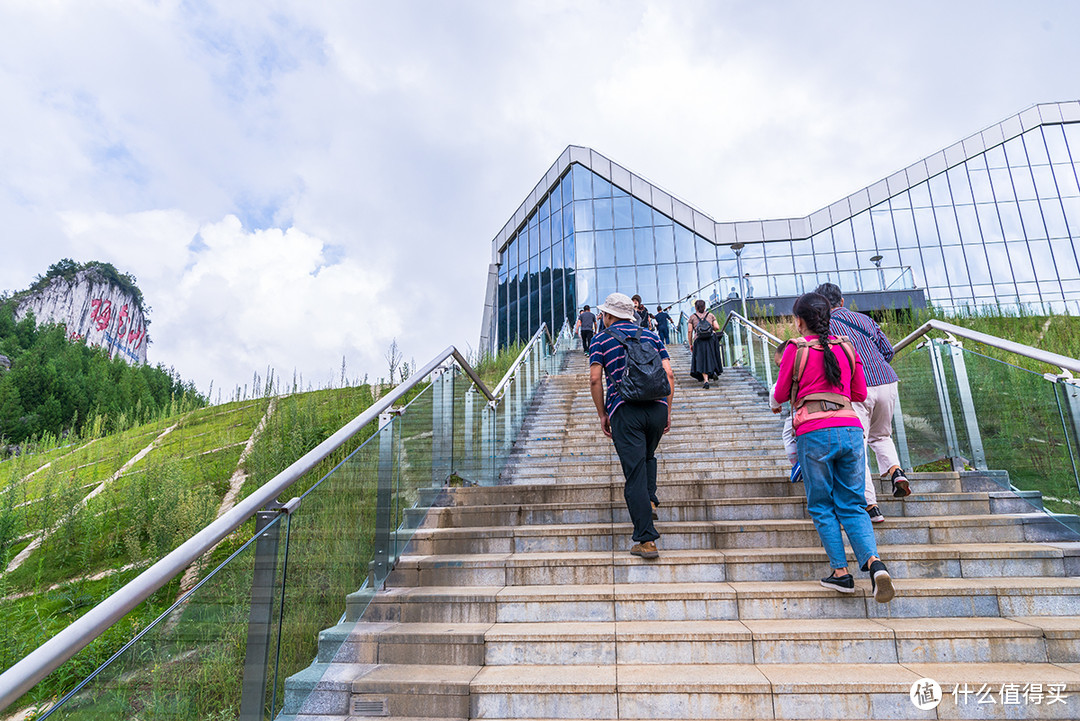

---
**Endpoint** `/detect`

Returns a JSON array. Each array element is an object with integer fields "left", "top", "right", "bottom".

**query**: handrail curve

[
  {"left": 0, "top": 324, "right": 560, "bottom": 712},
  {"left": 720, "top": 311, "right": 1080, "bottom": 377}
]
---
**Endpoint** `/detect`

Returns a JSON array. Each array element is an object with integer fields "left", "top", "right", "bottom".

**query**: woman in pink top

[{"left": 774, "top": 292, "right": 895, "bottom": 603}]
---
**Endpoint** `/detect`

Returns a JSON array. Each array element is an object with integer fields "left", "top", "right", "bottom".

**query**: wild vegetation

[
  {"left": 0, "top": 300, "right": 204, "bottom": 446},
  {"left": 0, "top": 339, "right": 536, "bottom": 719}
]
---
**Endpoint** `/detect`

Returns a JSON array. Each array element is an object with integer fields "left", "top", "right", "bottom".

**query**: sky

[{"left": 1, "top": 0, "right": 1078, "bottom": 398}]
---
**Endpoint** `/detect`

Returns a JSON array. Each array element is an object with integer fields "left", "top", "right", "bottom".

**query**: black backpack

[
  {"left": 694, "top": 312, "right": 714, "bottom": 339},
  {"left": 604, "top": 326, "right": 671, "bottom": 402}
]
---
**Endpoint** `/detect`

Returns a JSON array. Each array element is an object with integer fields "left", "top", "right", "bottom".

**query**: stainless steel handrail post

[
  {"left": 762, "top": 334, "right": 774, "bottom": 389},
  {"left": 946, "top": 342, "right": 987, "bottom": 470},
  {"left": 371, "top": 411, "right": 397, "bottom": 587},
  {"left": 431, "top": 370, "right": 445, "bottom": 487},
  {"left": 1055, "top": 378, "right": 1080, "bottom": 498},
  {"left": 238, "top": 508, "right": 285, "bottom": 721},
  {"left": 892, "top": 393, "right": 912, "bottom": 472},
  {"left": 928, "top": 339, "right": 963, "bottom": 470},
  {"left": 481, "top": 402, "right": 494, "bottom": 485},
  {"left": 464, "top": 387, "right": 475, "bottom": 481},
  {"left": 746, "top": 324, "right": 757, "bottom": 375}
]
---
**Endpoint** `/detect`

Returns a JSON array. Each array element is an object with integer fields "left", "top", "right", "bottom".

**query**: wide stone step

[
  {"left": 415, "top": 497, "right": 1017, "bottom": 531},
  {"left": 444, "top": 478, "right": 970, "bottom": 508},
  {"left": 319, "top": 616, "right": 1080, "bottom": 668},
  {"left": 353, "top": 578, "right": 1080, "bottom": 624},
  {"left": 403, "top": 514, "right": 1066, "bottom": 554},
  {"left": 335, "top": 661, "right": 1080, "bottom": 719},
  {"left": 386, "top": 544, "right": 1077, "bottom": 587}
]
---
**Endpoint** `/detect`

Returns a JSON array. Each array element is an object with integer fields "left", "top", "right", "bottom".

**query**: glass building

[{"left": 480, "top": 101, "right": 1080, "bottom": 351}]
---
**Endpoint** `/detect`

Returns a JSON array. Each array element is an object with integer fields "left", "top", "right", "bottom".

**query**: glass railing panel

[
  {"left": 38, "top": 514, "right": 286, "bottom": 720},
  {"left": 949, "top": 346, "right": 1080, "bottom": 523},
  {"left": 273, "top": 439, "right": 381, "bottom": 718},
  {"left": 892, "top": 344, "right": 952, "bottom": 470},
  {"left": 393, "top": 383, "right": 437, "bottom": 545}
]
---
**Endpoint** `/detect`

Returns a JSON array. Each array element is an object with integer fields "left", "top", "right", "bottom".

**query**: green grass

[{"left": 0, "top": 342, "right": 551, "bottom": 719}]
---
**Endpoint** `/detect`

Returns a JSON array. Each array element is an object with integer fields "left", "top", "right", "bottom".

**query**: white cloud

[
  {"left": 55, "top": 211, "right": 398, "bottom": 396},
  {"left": 3, "top": 0, "right": 1080, "bottom": 396}
]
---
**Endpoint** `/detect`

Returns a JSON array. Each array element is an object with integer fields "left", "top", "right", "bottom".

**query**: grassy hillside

[{"left": 0, "top": 343, "right": 526, "bottom": 717}]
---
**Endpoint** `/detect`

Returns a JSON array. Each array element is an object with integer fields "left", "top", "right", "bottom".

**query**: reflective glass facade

[{"left": 488, "top": 105, "right": 1080, "bottom": 350}]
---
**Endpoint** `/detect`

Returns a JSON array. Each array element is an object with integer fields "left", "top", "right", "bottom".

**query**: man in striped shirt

[
  {"left": 589, "top": 292, "right": 675, "bottom": 560},
  {"left": 816, "top": 283, "right": 912, "bottom": 525}
]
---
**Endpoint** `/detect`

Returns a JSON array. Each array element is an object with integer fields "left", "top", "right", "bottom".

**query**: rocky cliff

[{"left": 14, "top": 268, "right": 149, "bottom": 365}]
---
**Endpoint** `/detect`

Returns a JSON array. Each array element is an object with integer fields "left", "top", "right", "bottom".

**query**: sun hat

[{"left": 598, "top": 292, "right": 636, "bottom": 321}]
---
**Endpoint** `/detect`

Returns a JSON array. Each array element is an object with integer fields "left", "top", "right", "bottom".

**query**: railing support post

[
  {"left": 371, "top": 411, "right": 397, "bottom": 587},
  {"left": 238, "top": 509, "right": 283, "bottom": 721},
  {"left": 892, "top": 392, "right": 912, "bottom": 472},
  {"left": 731, "top": 322, "right": 742, "bottom": 365},
  {"left": 513, "top": 371, "right": 523, "bottom": 428},
  {"left": 947, "top": 342, "right": 987, "bottom": 470},
  {"left": 503, "top": 382, "right": 513, "bottom": 454},
  {"left": 725, "top": 332, "right": 733, "bottom": 370},
  {"left": 746, "top": 323, "right": 757, "bottom": 375},
  {"left": 1056, "top": 378, "right": 1080, "bottom": 498},
  {"left": 928, "top": 340, "right": 963, "bottom": 471},
  {"left": 761, "top": 334, "right": 773, "bottom": 389},
  {"left": 463, "top": 388, "right": 475, "bottom": 481},
  {"left": 432, "top": 371, "right": 454, "bottom": 486},
  {"left": 481, "top": 403, "right": 494, "bottom": 485}
]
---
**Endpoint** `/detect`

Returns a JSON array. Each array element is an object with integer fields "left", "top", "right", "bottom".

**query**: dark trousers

[
  {"left": 610, "top": 401, "right": 666, "bottom": 543},
  {"left": 581, "top": 330, "right": 594, "bottom": 355}
]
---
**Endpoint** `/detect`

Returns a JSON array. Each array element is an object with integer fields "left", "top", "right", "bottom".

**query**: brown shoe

[
  {"left": 630, "top": 541, "right": 659, "bottom": 559},
  {"left": 651, "top": 502, "right": 659, "bottom": 520}
]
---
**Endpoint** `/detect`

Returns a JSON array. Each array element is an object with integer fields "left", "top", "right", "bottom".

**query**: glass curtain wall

[
  {"left": 496, "top": 164, "right": 719, "bottom": 346},
  {"left": 495, "top": 121, "right": 1080, "bottom": 349},
  {"left": 758, "top": 122, "right": 1080, "bottom": 314}
]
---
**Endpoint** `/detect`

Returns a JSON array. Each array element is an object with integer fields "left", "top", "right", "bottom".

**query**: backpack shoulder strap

[
  {"left": 789, "top": 338, "right": 815, "bottom": 403},
  {"left": 604, "top": 325, "right": 626, "bottom": 346},
  {"left": 827, "top": 335, "right": 856, "bottom": 375}
]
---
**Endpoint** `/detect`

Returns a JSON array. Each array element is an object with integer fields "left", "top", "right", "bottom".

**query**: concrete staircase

[{"left": 287, "top": 346, "right": 1080, "bottom": 720}]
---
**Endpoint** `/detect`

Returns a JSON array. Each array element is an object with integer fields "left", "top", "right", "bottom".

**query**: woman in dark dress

[{"left": 689, "top": 299, "right": 722, "bottom": 389}]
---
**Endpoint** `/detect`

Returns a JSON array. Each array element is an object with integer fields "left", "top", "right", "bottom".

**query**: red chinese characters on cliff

[{"left": 89, "top": 299, "right": 145, "bottom": 350}]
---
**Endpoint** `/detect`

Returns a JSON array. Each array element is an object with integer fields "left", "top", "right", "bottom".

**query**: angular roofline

[{"left": 490, "top": 100, "right": 1080, "bottom": 262}]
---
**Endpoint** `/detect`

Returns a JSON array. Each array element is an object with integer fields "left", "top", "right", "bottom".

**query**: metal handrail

[
  {"left": 0, "top": 326, "right": 561, "bottom": 711},
  {"left": 490, "top": 324, "right": 553, "bottom": 398},
  {"left": 721, "top": 310, "right": 1080, "bottom": 377},
  {"left": 893, "top": 318, "right": 1080, "bottom": 376},
  {"left": 720, "top": 311, "right": 782, "bottom": 345}
]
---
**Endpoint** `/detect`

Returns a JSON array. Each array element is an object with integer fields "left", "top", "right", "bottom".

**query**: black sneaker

[
  {"left": 820, "top": 572, "right": 855, "bottom": 594},
  {"left": 864, "top": 559, "right": 895, "bottom": 603},
  {"left": 866, "top": 504, "right": 884, "bottom": 523},
  {"left": 703, "top": 381, "right": 710, "bottom": 389},
  {"left": 888, "top": 468, "right": 912, "bottom": 498}
]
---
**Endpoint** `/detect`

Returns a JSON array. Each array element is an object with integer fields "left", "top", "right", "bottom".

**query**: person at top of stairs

[
  {"left": 575, "top": 304, "right": 597, "bottom": 357},
  {"left": 774, "top": 291, "right": 896, "bottom": 603},
  {"left": 589, "top": 292, "right": 676, "bottom": 561},
  {"left": 688, "top": 299, "right": 722, "bottom": 389}
]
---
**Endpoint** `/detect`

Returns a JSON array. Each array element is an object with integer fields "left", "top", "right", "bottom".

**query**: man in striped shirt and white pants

[{"left": 816, "top": 283, "right": 912, "bottom": 524}]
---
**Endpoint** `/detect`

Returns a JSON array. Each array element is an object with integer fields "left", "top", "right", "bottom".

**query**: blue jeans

[{"left": 797, "top": 426, "right": 879, "bottom": 570}]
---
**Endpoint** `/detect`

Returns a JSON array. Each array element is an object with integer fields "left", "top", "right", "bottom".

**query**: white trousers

[{"left": 854, "top": 382, "right": 901, "bottom": 506}]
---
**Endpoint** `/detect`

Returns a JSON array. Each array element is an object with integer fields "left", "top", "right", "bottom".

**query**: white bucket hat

[{"left": 598, "top": 292, "right": 636, "bottom": 321}]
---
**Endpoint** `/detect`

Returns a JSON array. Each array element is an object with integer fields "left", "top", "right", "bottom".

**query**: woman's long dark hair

[{"left": 792, "top": 292, "right": 841, "bottom": 387}]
